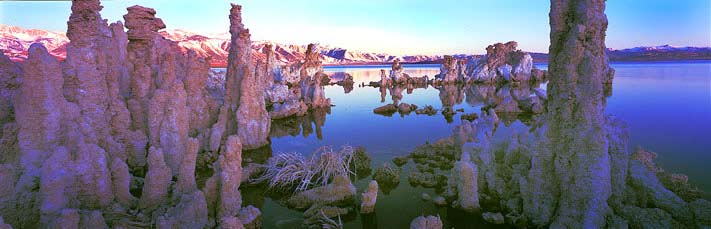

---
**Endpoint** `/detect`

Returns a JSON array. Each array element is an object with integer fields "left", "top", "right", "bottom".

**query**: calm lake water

[{"left": 259, "top": 61, "right": 711, "bottom": 228}]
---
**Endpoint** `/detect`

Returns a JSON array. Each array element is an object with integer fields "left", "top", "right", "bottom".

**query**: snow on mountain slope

[
  {"left": 0, "top": 24, "right": 68, "bottom": 61},
  {"left": 2, "top": 25, "right": 708, "bottom": 66},
  {"left": 1, "top": 24, "right": 443, "bottom": 66}
]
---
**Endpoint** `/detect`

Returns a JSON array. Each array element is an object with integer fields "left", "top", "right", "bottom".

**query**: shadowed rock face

[{"left": 0, "top": 53, "right": 20, "bottom": 168}]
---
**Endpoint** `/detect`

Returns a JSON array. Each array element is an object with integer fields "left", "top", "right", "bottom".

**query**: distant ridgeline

[
  {"left": 531, "top": 45, "right": 711, "bottom": 63},
  {"left": 1, "top": 24, "right": 709, "bottom": 66}
]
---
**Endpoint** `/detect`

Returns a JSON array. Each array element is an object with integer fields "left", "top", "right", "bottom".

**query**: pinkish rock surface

[
  {"left": 437, "top": 55, "right": 460, "bottom": 83},
  {"left": 0, "top": 2, "right": 264, "bottom": 228},
  {"left": 465, "top": 41, "right": 535, "bottom": 83}
]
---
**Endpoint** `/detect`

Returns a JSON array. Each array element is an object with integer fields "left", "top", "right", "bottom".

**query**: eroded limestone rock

[
  {"left": 390, "top": 59, "right": 409, "bottom": 84},
  {"left": 436, "top": 55, "right": 459, "bottom": 83},
  {"left": 451, "top": 148, "right": 479, "bottom": 212},
  {"left": 465, "top": 41, "right": 535, "bottom": 83},
  {"left": 287, "top": 175, "right": 356, "bottom": 209},
  {"left": 409, "top": 215, "right": 443, "bottom": 229},
  {"left": 139, "top": 147, "right": 171, "bottom": 210},
  {"left": 360, "top": 180, "right": 378, "bottom": 214},
  {"left": 544, "top": 0, "right": 617, "bottom": 227}
]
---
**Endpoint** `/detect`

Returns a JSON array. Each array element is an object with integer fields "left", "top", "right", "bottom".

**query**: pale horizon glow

[{"left": 1, "top": 0, "right": 709, "bottom": 55}]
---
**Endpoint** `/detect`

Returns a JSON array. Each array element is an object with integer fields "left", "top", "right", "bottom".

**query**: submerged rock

[
  {"left": 482, "top": 212, "right": 505, "bottom": 225},
  {"left": 373, "top": 164, "right": 401, "bottom": 187},
  {"left": 287, "top": 175, "right": 356, "bottom": 209},
  {"left": 373, "top": 104, "right": 398, "bottom": 115},
  {"left": 408, "top": 171, "right": 444, "bottom": 188},
  {"left": 460, "top": 113, "right": 478, "bottom": 121},
  {"left": 409, "top": 215, "right": 443, "bottom": 229},
  {"left": 349, "top": 146, "right": 372, "bottom": 176},
  {"left": 451, "top": 149, "right": 479, "bottom": 212},
  {"left": 303, "top": 204, "right": 350, "bottom": 227},
  {"left": 360, "top": 180, "right": 378, "bottom": 214},
  {"left": 269, "top": 98, "right": 308, "bottom": 120},
  {"left": 392, "top": 155, "right": 409, "bottom": 167},
  {"left": 415, "top": 105, "right": 438, "bottom": 115},
  {"left": 421, "top": 193, "right": 431, "bottom": 201},
  {"left": 398, "top": 103, "right": 418, "bottom": 114},
  {"left": 432, "top": 196, "right": 447, "bottom": 206}
]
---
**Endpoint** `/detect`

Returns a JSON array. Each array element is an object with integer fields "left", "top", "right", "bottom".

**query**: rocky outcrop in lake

[
  {"left": 389, "top": 59, "right": 409, "bottom": 84},
  {"left": 360, "top": 180, "right": 378, "bottom": 214},
  {"left": 464, "top": 41, "right": 537, "bottom": 83},
  {"left": 435, "top": 55, "right": 461, "bottom": 83},
  {"left": 410, "top": 215, "right": 443, "bottom": 229}
]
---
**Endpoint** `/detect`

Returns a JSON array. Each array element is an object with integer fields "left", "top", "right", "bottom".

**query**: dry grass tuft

[{"left": 253, "top": 145, "right": 355, "bottom": 192}]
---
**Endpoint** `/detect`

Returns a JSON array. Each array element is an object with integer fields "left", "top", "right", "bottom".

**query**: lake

[{"left": 253, "top": 61, "right": 711, "bottom": 228}]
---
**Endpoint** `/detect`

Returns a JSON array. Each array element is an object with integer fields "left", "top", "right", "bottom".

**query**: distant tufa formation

[
  {"left": 0, "top": 1, "right": 296, "bottom": 228},
  {"left": 432, "top": 41, "right": 547, "bottom": 84},
  {"left": 368, "top": 41, "right": 548, "bottom": 88}
]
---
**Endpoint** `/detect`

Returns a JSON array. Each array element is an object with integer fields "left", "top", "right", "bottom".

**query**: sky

[{"left": 1, "top": 0, "right": 709, "bottom": 55}]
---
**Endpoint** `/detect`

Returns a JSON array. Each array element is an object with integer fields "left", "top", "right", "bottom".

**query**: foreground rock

[
  {"left": 482, "top": 212, "right": 505, "bottom": 224},
  {"left": 287, "top": 175, "right": 356, "bottom": 209},
  {"left": 451, "top": 144, "right": 479, "bottom": 212},
  {"left": 409, "top": 215, "right": 443, "bottom": 229},
  {"left": 360, "top": 180, "right": 378, "bottom": 214},
  {"left": 373, "top": 164, "right": 401, "bottom": 194},
  {"left": 224, "top": 4, "right": 271, "bottom": 150},
  {"left": 0, "top": 2, "right": 266, "bottom": 228},
  {"left": 373, "top": 103, "right": 398, "bottom": 116},
  {"left": 543, "top": 0, "right": 618, "bottom": 226}
]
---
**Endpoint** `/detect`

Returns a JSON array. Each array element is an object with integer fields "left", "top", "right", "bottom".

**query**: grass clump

[
  {"left": 253, "top": 145, "right": 356, "bottom": 193},
  {"left": 350, "top": 146, "right": 372, "bottom": 176},
  {"left": 373, "top": 163, "right": 401, "bottom": 194}
]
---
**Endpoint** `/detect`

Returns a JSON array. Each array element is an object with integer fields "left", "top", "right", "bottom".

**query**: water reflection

[
  {"left": 270, "top": 107, "right": 331, "bottom": 140},
  {"left": 364, "top": 80, "right": 547, "bottom": 124},
  {"left": 262, "top": 62, "right": 711, "bottom": 228}
]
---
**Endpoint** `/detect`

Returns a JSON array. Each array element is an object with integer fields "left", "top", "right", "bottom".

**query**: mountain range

[{"left": 2, "top": 24, "right": 709, "bottom": 67}]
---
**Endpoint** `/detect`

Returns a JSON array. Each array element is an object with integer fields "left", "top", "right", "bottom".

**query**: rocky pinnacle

[{"left": 546, "top": 0, "right": 613, "bottom": 227}]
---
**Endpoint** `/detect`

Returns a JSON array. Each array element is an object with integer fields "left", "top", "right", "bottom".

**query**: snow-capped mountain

[
  {"left": 2, "top": 24, "right": 709, "bottom": 66},
  {"left": 0, "top": 24, "right": 68, "bottom": 62},
  {"left": 0, "top": 25, "right": 444, "bottom": 66},
  {"left": 609, "top": 45, "right": 705, "bottom": 52},
  {"left": 605, "top": 45, "right": 711, "bottom": 62}
]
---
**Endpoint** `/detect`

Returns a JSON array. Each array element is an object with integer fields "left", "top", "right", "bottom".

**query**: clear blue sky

[{"left": 1, "top": 0, "right": 709, "bottom": 55}]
